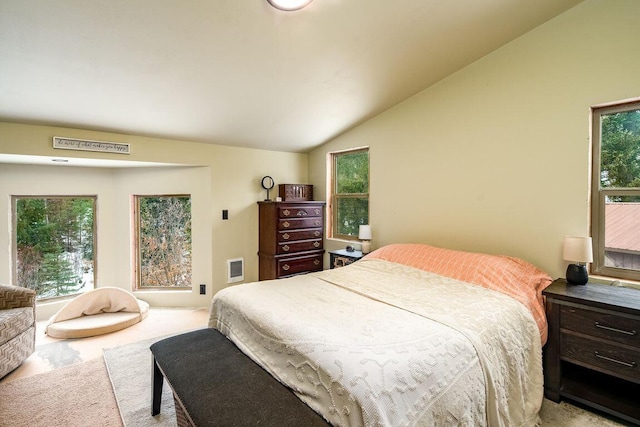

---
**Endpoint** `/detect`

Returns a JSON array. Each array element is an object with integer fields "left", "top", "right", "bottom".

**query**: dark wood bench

[{"left": 150, "top": 328, "right": 330, "bottom": 426}]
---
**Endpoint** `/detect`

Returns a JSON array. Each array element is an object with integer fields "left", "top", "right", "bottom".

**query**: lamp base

[{"left": 566, "top": 263, "right": 588, "bottom": 285}]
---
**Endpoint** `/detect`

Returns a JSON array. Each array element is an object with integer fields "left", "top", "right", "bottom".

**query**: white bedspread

[{"left": 208, "top": 259, "right": 543, "bottom": 427}]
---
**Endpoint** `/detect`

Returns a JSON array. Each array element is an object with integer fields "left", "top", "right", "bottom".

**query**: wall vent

[{"left": 227, "top": 258, "right": 244, "bottom": 283}]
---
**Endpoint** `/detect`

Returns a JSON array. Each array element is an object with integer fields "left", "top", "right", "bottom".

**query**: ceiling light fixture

[{"left": 267, "top": 0, "right": 313, "bottom": 11}]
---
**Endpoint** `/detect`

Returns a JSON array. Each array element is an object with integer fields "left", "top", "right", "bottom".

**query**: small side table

[
  {"left": 329, "top": 249, "right": 364, "bottom": 269},
  {"left": 543, "top": 278, "right": 640, "bottom": 424}
]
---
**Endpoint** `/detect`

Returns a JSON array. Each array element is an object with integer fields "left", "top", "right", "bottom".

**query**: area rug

[
  {"left": 103, "top": 335, "right": 180, "bottom": 427},
  {"left": 0, "top": 358, "right": 122, "bottom": 427}
]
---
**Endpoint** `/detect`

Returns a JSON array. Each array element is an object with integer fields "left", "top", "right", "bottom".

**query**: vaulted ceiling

[{"left": 0, "top": 0, "right": 583, "bottom": 153}]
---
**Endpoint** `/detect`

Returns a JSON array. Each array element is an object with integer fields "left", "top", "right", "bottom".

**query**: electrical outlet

[{"left": 199, "top": 284, "right": 206, "bottom": 295}]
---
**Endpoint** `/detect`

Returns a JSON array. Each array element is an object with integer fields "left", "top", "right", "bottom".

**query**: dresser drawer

[
  {"left": 277, "top": 254, "right": 323, "bottom": 277},
  {"left": 278, "top": 217, "right": 323, "bottom": 230},
  {"left": 278, "top": 228, "right": 322, "bottom": 242},
  {"left": 278, "top": 206, "right": 323, "bottom": 218},
  {"left": 561, "top": 305, "right": 640, "bottom": 348},
  {"left": 277, "top": 239, "right": 322, "bottom": 254},
  {"left": 561, "top": 333, "right": 640, "bottom": 383}
]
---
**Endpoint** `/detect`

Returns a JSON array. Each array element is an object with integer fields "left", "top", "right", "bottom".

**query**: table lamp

[
  {"left": 563, "top": 236, "right": 593, "bottom": 285},
  {"left": 359, "top": 225, "right": 372, "bottom": 254}
]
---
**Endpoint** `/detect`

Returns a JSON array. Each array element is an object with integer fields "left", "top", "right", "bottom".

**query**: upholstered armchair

[{"left": 0, "top": 284, "right": 36, "bottom": 379}]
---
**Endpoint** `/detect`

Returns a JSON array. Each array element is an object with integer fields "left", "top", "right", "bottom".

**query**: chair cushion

[{"left": 0, "top": 307, "right": 34, "bottom": 347}]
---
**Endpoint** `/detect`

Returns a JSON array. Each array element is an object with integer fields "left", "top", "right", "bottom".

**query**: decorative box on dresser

[
  {"left": 258, "top": 201, "right": 325, "bottom": 280},
  {"left": 543, "top": 278, "right": 640, "bottom": 424}
]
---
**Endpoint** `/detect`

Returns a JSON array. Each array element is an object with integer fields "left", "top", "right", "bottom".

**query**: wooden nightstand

[
  {"left": 329, "top": 249, "right": 364, "bottom": 269},
  {"left": 543, "top": 278, "right": 640, "bottom": 424}
]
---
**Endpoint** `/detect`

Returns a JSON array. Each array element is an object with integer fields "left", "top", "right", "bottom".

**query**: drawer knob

[
  {"left": 282, "top": 221, "right": 290, "bottom": 228},
  {"left": 297, "top": 210, "right": 307, "bottom": 216},
  {"left": 314, "top": 221, "right": 320, "bottom": 226},
  {"left": 315, "top": 209, "right": 320, "bottom": 215},
  {"left": 283, "top": 209, "right": 290, "bottom": 216},
  {"left": 282, "top": 233, "right": 290, "bottom": 240},
  {"left": 594, "top": 351, "right": 637, "bottom": 368},
  {"left": 314, "top": 231, "right": 320, "bottom": 237},
  {"left": 313, "top": 241, "right": 320, "bottom": 248},
  {"left": 282, "top": 264, "right": 290, "bottom": 271},
  {"left": 595, "top": 321, "right": 637, "bottom": 336},
  {"left": 314, "top": 259, "right": 320, "bottom": 265},
  {"left": 282, "top": 245, "right": 290, "bottom": 251}
]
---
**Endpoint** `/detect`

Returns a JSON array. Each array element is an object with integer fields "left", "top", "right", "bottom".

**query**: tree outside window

[
  {"left": 134, "top": 195, "right": 192, "bottom": 289},
  {"left": 330, "top": 148, "right": 369, "bottom": 240},
  {"left": 591, "top": 101, "right": 640, "bottom": 280},
  {"left": 13, "top": 196, "right": 95, "bottom": 300}
]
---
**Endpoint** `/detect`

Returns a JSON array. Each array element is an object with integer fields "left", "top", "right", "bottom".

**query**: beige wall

[
  {"left": 309, "top": 0, "right": 640, "bottom": 279},
  {"left": 0, "top": 122, "right": 308, "bottom": 319}
]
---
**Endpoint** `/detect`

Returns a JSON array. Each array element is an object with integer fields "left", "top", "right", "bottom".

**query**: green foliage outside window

[
  {"left": 334, "top": 149, "right": 369, "bottom": 238},
  {"left": 15, "top": 197, "right": 95, "bottom": 299},
  {"left": 601, "top": 108, "right": 640, "bottom": 192},
  {"left": 137, "top": 196, "right": 192, "bottom": 288}
]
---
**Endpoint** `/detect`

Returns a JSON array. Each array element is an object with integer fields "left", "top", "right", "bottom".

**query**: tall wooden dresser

[{"left": 258, "top": 201, "right": 325, "bottom": 280}]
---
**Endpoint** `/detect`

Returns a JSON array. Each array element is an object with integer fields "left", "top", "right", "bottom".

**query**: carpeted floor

[{"left": 0, "top": 358, "right": 123, "bottom": 427}]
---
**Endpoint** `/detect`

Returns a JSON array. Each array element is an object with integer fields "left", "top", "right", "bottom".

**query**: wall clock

[{"left": 261, "top": 176, "right": 274, "bottom": 201}]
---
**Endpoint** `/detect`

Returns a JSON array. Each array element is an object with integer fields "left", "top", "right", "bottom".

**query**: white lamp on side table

[{"left": 359, "top": 225, "right": 372, "bottom": 254}]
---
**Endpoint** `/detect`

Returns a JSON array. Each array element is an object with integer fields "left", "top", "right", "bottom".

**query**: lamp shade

[
  {"left": 358, "top": 225, "right": 372, "bottom": 240},
  {"left": 563, "top": 236, "right": 593, "bottom": 263}
]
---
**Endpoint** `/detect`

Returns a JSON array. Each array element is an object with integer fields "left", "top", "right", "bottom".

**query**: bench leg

[{"left": 151, "top": 356, "right": 164, "bottom": 416}]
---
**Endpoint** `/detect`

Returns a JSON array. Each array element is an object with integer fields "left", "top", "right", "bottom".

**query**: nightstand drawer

[
  {"left": 277, "top": 239, "right": 322, "bottom": 254},
  {"left": 561, "top": 305, "right": 640, "bottom": 348},
  {"left": 561, "top": 333, "right": 640, "bottom": 383}
]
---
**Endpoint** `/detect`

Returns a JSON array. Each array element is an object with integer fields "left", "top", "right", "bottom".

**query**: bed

[{"left": 208, "top": 243, "right": 552, "bottom": 426}]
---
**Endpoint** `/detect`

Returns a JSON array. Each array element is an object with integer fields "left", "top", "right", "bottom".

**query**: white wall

[
  {"left": 0, "top": 122, "right": 308, "bottom": 319},
  {"left": 309, "top": 0, "right": 640, "bottom": 279}
]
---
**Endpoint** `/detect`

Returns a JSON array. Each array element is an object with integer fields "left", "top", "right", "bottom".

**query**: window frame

[
  {"left": 591, "top": 100, "right": 640, "bottom": 281},
  {"left": 132, "top": 194, "right": 192, "bottom": 291},
  {"left": 328, "top": 147, "right": 370, "bottom": 241}
]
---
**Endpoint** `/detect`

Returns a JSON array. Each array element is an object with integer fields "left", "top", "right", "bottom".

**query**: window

[
  {"left": 13, "top": 196, "right": 96, "bottom": 300},
  {"left": 591, "top": 100, "right": 640, "bottom": 281},
  {"left": 134, "top": 195, "right": 192, "bottom": 289},
  {"left": 329, "top": 148, "right": 369, "bottom": 240}
]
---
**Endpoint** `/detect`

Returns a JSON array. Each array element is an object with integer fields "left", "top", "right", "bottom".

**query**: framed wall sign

[{"left": 53, "top": 137, "right": 131, "bottom": 154}]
